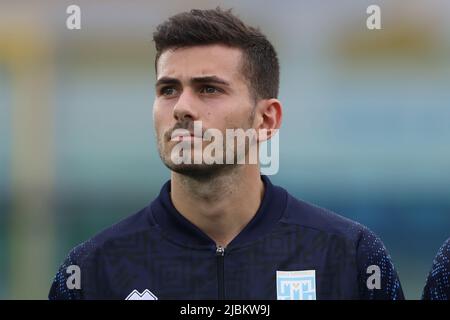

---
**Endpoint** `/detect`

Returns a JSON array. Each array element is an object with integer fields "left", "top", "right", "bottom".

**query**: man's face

[{"left": 153, "top": 44, "right": 257, "bottom": 177}]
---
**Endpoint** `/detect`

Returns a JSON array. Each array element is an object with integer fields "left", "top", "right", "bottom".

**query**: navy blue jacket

[
  {"left": 49, "top": 176, "right": 404, "bottom": 300},
  {"left": 422, "top": 238, "right": 450, "bottom": 300}
]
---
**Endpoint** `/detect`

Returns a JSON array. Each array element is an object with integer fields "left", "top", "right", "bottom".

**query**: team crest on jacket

[
  {"left": 125, "top": 289, "right": 158, "bottom": 300},
  {"left": 276, "top": 270, "right": 316, "bottom": 300}
]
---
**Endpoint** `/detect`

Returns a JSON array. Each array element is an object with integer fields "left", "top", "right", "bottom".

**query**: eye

[
  {"left": 160, "top": 86, "right": 177, "bottom": 96},
  {"left": 200, "top": 86, "right": 221, "bottom": 94}
]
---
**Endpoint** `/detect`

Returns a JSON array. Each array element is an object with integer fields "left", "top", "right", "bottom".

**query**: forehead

[{"left": 156, "top": 44, "right": 244, "bottom": 83}]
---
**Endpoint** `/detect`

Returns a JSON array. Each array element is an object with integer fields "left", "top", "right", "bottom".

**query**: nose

[{"left": 173, "top": 88, "right": 199, "bottom": 122}]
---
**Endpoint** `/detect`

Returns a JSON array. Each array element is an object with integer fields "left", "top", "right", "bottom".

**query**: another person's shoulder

[{"left": 422, "top": 237, "right": 450, "bottom": 300}]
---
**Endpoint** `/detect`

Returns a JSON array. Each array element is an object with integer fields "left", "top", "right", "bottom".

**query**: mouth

[{"left": 170, "top": 133, "right": 203, "bottom": 142}]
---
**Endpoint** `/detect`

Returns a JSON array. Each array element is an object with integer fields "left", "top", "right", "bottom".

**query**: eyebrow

[{"left": 155, "top": 75, "right": 231, "bottom": 88}]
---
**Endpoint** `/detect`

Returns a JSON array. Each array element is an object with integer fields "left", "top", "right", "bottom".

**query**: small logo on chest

[
  {"left": 276, "top": 270, "right": 316, "bottom": 300},
  {"left": 125, "top": 289, "right": 158, "bottom": 300}
]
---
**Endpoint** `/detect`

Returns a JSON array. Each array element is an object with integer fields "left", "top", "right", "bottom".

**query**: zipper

[{"left": 216, "top": 245, "right": 225, "bottom": 300}]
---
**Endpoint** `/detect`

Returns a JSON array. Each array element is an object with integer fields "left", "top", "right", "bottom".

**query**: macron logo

[{"left": 125, "top": 289, "right": 158, "bottom": 300}]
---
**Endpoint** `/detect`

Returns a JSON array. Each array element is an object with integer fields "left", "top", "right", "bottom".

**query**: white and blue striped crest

[{"left": 276, "top": 270, "right": 316, "bottom": 300}]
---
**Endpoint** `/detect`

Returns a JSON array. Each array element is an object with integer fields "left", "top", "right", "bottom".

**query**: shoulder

[
  {"left": 423, "top": 237, "right": 450, "bottom": 300},
  {"left": 48, "top": 205, "right": 157, "bottom": 299},
  {"left": 280, "top": 191, "right": 370, "bottom": 244},
  {"left": 68, "top": 205, "right": 156, "bottom": 266},
  {"left": 278, "top": 190, "right": 403, "bottom": 299}
]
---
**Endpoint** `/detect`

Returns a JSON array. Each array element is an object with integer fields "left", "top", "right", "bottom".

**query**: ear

[{"left": 255, "top": 98, "right": 283, "bottom": 142}]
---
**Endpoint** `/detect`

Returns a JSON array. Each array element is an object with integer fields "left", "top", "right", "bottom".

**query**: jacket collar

[{"left": 150, "top": 175, "right": 288, "bottom": 250}]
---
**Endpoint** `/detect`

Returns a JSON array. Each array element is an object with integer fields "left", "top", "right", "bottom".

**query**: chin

[{"left": 163, "top": 160, "right": 233, "bottom": 179}]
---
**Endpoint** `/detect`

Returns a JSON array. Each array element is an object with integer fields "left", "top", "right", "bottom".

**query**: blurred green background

[{"left": 1, "top": 0, "right": 449, "bottom": 299}]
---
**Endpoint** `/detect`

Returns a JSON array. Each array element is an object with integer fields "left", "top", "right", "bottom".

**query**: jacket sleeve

[
  {"left": 48, "top": 249, "right": 83, "bottom": 300},
  {"left": 356, "top": 227, "right": 404, "bottom": 300}
]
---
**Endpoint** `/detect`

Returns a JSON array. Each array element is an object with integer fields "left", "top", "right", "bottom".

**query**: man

[
  {"left": 49, "top": 8, "right": 404, "bottom": 300},
  {"left": 422, "top": 238, "right": 450, "bottom": 300}
]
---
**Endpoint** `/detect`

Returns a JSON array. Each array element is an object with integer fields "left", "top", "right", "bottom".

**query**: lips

[
  {"left": 170, "top": 133, "right": 202, "bottom": 142},
  {"left": 166, "top": 121, "right": 205, "bottom": 142}
]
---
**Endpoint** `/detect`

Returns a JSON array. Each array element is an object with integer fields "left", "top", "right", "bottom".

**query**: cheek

[
  {"left": 226, "top": 104, "right": 254, "bottom": 128},
  {"left": 152, "top": 104, "right": 160, "bottom": 128},
  {"left": 153, "top": 102, "right": 171, "bottom": 127}
]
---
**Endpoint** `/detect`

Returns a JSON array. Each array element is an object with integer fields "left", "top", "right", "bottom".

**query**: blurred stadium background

[{"left": 0, "top": 0, "right": 449, "bottom": 299}]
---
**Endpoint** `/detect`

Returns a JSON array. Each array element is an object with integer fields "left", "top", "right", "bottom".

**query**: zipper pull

[{"left": 216, "top": 245, "right": 225, "bottom": 256}]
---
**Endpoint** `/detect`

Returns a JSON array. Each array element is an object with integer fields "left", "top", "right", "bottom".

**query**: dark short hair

[{"left": 153, "top": 7, "right": 280, "bottom": 100}]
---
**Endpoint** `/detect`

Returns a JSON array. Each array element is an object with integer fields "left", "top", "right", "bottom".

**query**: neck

[{"left": 170, "top": 165, "right": 264, "bottom": 248}]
